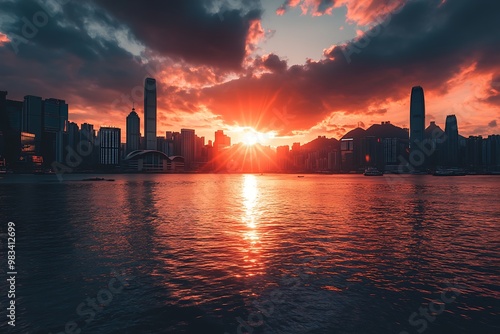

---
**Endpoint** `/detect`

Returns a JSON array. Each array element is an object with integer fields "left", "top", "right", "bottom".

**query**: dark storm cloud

[
  {"left": 188, "top": 0, "right": 500, "bottom": 134},
  {"left": 252, "top": 53, "right": 288, "bottom": 73},
  {"left": 91, "top": 0, "right": 262, "bottom": 70},
  {"left": 0, "top": 0, "right": 155, "bottom": 107},
  {"left": 0, "top": 0, "right": 262, "bottom": 118}
]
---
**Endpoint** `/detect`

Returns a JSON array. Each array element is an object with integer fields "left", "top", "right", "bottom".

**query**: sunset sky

[{"left": 0, "top": 0, "right": 499, "bottom": 146}]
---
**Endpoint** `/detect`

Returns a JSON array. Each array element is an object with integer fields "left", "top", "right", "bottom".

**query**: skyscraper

[
  {"left": 80, "top": 123, "right": 97, "bottom": 167},
  {"left": 98, "top": 127, "right": 121, "bottom": 166},
  {"left": 181, "top": 128, "right": 195, "bottom": 170},
  {"left": 42, "top": 98, "right": 68, "bottom": 163},
  {"left": 22, "top": 95, "right": 43, "bottom": 153},
  {"left": 144, "top": 78, "right": 157, "bottom": 150},
  {"left": 126, "top": 107, "right": 140, "bottom": 153},
  {"left": 445, "top": 114, "right": 459, "bottom": 167},
  {"left": 410, "top": 86, "right": 425, "bottom": 150}
]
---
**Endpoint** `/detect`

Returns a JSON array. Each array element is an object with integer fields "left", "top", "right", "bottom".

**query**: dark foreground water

[{"left": 0, "top": 174, "right": 499, "bottom": 334}]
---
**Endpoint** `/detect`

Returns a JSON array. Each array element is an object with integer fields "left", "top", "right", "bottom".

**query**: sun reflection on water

[
  {"left": 243, "top": 174, "right": 258, "bottom": 229},
  {"left": 240, "top": 174, "right": 264, "bottom": 277}
]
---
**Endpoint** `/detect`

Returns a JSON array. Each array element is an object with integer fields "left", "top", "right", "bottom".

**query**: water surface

[{"left": 0, "top": 174, "right": 498, "bottom": 333}]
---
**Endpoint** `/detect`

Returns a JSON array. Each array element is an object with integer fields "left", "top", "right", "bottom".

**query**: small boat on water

[
  {"left": 364, "top": 167, "right": 383, "bottom": 176},
  {"left": 433, "top": 168, "right": 466, "bottom": 176},
  {"left": 297, "top": 175, "right": 305, "bottom": 178},
  {"left": 82, "top": 177, "right": 115, "bottom": 181}
]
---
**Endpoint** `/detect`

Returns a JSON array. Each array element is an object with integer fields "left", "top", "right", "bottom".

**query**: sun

[
  {"left": 235, "top": 126, "right": 276, "bottom": 146},
  {"left": 243, "top": 131, "right": 259, "bottom": 146}
]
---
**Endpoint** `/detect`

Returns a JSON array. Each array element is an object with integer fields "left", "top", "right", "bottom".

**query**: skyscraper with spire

[
  {"left": 126, "top": 105, "right": 140, "bottom": 154},
  {"left": 144, "top": 78, "right": 157, "bottom": 150}
]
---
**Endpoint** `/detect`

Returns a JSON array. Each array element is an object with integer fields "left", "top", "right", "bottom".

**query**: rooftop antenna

[{"left": 132, "top": 101, "right": 135, "bottom": 111}]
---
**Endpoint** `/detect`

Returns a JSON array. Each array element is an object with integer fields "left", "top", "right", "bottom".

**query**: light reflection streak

[{"left": 240, "top": 174, "right": 264, "bottom": 276}]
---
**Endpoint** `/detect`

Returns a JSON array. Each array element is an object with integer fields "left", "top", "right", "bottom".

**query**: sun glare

[
  {"left": 243, "top": 131, "right": 259, "bottom": 146},
  {"left": 239, "top": 127, "right": 276, "bottom": 146}
]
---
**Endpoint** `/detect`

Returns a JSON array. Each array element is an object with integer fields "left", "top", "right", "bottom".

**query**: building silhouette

[
  {"left": 424, "top": 121, "right": 445, "bottom": 169},
  {"left": 98, "top": 127, "right": 121, "bottom": 166},
  {"left": 410, "top": 86, "right": 425, "bottom": 167},
  {"left": 42, "top": 98, "right": 68, "bottom": 164},
  {"left": 444, "top": 115, "right": 459, "bottom": 167},
  {"left": 79, "top": 123, "right": 97, "bottom": 168},
  {"left": 22, "top": 95, "right": 43, "bottom": 154},
  {"left": 213, "top": 130, "right": 231, "bottom": 170},
  {"left": 144, "top": 78, "right": 157, "bottom": 150},
  {"left": 6, "top": 98, "right": 22, "bottom": 132},
  {"left": 126, "top": 107, "right": 140, "bottom": 153},
  {"left": 3, "top": 84, "right": 500, "bottom": 174},
  {"left": 181, "top": 128, "right": 195, "bottom": 170}
]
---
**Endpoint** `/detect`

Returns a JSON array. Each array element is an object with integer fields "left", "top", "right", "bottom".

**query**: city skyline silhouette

[{"left": 0, "top": 1, "right": 499, "bottom": 334}]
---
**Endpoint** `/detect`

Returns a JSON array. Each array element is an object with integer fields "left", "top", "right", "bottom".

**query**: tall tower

[
  {"left": 126, "top": 106, "right": 140, "bottom": 153},
  {"left": 410, "top": 86, "right": 425, "bottom": 150},
  {"left": 144, "top": 78, "right": 157, "bottom": 150},
  {"left": 445, "top": 115, "right": 459, "bottom": 167}
]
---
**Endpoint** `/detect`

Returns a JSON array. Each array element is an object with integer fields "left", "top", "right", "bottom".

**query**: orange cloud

[
  {"left": 276, "top": 0, "right": 405, "bottom": 25},
  {"left": 245, "top": 19, "right": 265, "bottom": 56},
  {"left": 0, "top": 32, "right": 9, "bottom": 46}
]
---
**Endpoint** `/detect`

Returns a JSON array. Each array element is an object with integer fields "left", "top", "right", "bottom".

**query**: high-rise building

[
  {"left": 42, "top": 98, "right": 68, "bottom": 163},
  {"left": 195, "top": 135, "right": 204, "bottom": 163},
  {"left": 144, "top": 78, "right": 157, "bottom": 150},
  {"left": 445, "top": 114, "right": 459, "bottom": 167},
  {"left": 214, "top": 130, "right": 231, "bottom": 151},
  {"left": 22, "top": 95, "right": 43, "bottom": 152},
  {"left": 410, "top": 86, "right": 425, "bottom": 150},
  {"left": 67, "top": 122, "right": 79, "bottom": 153},
  {"left": 80, "top": 123, "right": 97, "bottom": 167},
  {"left": 181, "top": 128, "right": 195, "bottom": 169},
  {"left": 126, "top": 107, "right": 140, "bottom": 153},
  {"left": 5, "top": 99, "right": 22, "bottom": 132},
  {"left": 98, "top": 127, "right": 121, "bottom": 166}
]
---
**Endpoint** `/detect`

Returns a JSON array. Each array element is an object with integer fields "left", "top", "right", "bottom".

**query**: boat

[
  {"left": 410, "top": 170, "right": 429, "bottom": 175},
  {"left": 82, "top": 177, "right": 105, "bottom": 181},
  {"left": 297, "top": 175, "right": 305, "bottom": 178},
  {"left": 82, "top": 177, "right": 114, "bottom": 181},
  {"left": 364, "top": 167, "right": 383, "bottom": 176},
  {"left": 433, "top": 168, "right": 466, "bottom": 176}
]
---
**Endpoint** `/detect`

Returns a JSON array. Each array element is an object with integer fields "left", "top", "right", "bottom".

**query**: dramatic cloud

[
  {"left": 276, "top": 0, "right": 405, "bottom": 25},
  {"left": 0, "top": 32, "right": 9, "bottom": 46},
  {"left": 253, "top": 53, "right": 288, "bottom": 73},
  {"left": 0, "top": 0, "right": 498, "bottom": 142},
  {"left": 0, "top": 0, "right": 264, "bottom": 131},
  {"left": 92, "top": 0, "right": 263, "bottom": 70},
  {"left": 166, "top": 0, "right": 500, "bottom": 135}
]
